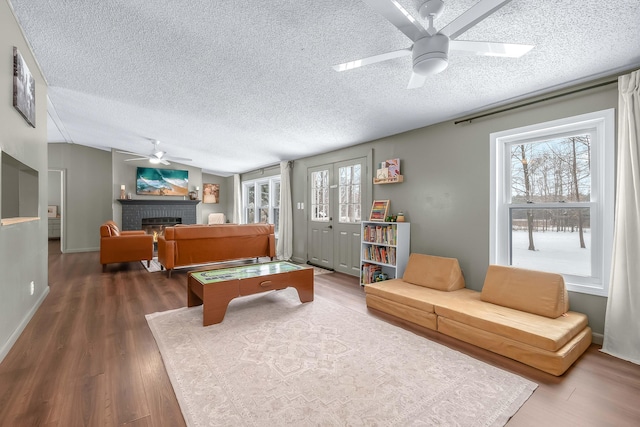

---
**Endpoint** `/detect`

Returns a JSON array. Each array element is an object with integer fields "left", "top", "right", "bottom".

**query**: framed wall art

[
  {"left": 13, "top": 47, "right": 36, "bottom": 128},
  {"left": 369, "top": 200, "right": 390, "bottom": 222},
  {"left": 136, "top": 167, "right": 189, "bottom": 196},
  {"left": 203, "top": 183, "right": 220, "bottom": 204}
]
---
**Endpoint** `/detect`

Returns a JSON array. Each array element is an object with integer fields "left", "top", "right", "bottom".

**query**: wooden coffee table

[{"left": 187, "top": 261, "right": 314, "bottom": 326}]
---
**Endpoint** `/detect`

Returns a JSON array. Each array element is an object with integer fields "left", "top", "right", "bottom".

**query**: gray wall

[
  {"left": 110, "top": 150, "right": 230, "bottom": 227},
  {"left": 290, "top": 82, "right": 617, "bottom": 338},
  {"left": 201, "top": 172, "right": 233, "bottom": 224},
  {"left": 47, "top": 145, "right": 231, "bottom": 252},
  {"left": 0, "top": 0, "right": 49, "bottom": 362},
  {"left": 48, "top": 144, "right": 112, "bottom": 252}
]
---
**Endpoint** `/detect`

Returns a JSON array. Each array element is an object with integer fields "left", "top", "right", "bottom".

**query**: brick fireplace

[{"left": 118, "top": 199, "right": 199, "bottom": 231}]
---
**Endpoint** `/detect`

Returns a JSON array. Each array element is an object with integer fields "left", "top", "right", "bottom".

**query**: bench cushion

[
  {"left": 438, "top": 317, "right": 592, "bottom": 376},
  {"left": 435, "top": 291, "right": 588, "bottom": 352},
  {"left": 401, "top": 253, "right": 465, "bottom": 291},
  {"left": 366, "top": 279, "right": 475, "bottom": 313},
  {"left": 481, "top": 265, "right": 569, "bottom": 318}
]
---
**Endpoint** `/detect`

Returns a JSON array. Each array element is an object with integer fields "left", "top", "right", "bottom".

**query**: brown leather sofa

[
  {"left": 365, "top": 253, "right": 592, "bottom": 376},
  {"left": 99, "top": 220, "right": 154, "bottom": 272},
  {"left": 157, "top": 223, "right": 275, "bottom": 277}
]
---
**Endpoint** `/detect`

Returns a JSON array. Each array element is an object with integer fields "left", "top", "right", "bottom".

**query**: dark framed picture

[
  {"left": 369, "top": 200, "right": 390, "bottom": 221},
  {"left": 13, "top": 47, "right": 36, "bottom": 128}
]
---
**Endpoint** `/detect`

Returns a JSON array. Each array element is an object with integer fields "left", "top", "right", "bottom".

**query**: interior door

[{"left": 307, "top": 158, "right": 367, "bottom": 274}]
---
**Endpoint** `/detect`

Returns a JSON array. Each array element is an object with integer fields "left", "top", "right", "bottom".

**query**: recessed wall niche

[{"left": 1, "top": 151, "right": 39, "bottom": 222}]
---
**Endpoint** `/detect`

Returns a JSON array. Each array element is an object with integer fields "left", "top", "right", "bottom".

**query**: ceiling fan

[
  {"left": 333, "top": 0, "right": 534, "bottom": 89},
  {"left": 117, "top": 140, "right": 192, "bottom": 166}
]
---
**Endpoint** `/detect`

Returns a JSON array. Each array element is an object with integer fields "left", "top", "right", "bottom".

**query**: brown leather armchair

[{"left": 100, "top": 220, "right": 153, "bottom": 272}]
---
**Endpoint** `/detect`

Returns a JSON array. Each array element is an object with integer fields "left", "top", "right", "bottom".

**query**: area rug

[
  {"left": 311, "top": 266, "right": 333, "bottom": 275},
  {"left": 146, "top": 288, "right": 536, "bottom": 426},
  {"left": 142, "top": 257, "right": 163, "bottom": 272}
]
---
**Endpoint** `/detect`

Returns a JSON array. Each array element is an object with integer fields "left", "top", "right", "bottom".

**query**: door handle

[{"left": 328, "top": 225, "right": 332, "bottom": 229}]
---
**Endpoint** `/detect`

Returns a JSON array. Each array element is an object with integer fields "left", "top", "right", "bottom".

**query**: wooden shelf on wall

[
  {"left": 373, "top": 175, "right": 404, "bottom": 185},
  {"left": 1, "top": 217, "right": 40, "bottom": 226}
]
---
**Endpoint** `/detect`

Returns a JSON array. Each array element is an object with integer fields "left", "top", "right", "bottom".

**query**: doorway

[
  {"left": 47, "top": 169, "right": 64, "bottom": 253},
  {"left": 306, "top": 157, "right": 368, "bottom": 275}
]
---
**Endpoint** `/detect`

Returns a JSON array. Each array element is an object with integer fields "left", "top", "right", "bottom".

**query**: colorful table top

[{"left": 190, "top": 261, "right": 306, "bottom": 284}]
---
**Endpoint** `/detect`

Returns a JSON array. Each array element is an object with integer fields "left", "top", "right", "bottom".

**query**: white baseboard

[
  {"left": 63, "top": 247, "right": 99, "bottom": 253},
  {"left": 592, "top": 332, "right": 604, "bottom": 345},
  {"left": 0, "top": 286, "right": 50, "bottom": 363}
]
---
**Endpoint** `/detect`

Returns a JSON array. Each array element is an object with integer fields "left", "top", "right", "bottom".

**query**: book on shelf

[
  {"left": 362, "top": 245, "right": 396, "bottom": 265},
  {"left": 363, "top": 223, "right": 398, "bottom": 245},
  {"left": 361, "top": 263, "right": 382, "bottom": 285}
]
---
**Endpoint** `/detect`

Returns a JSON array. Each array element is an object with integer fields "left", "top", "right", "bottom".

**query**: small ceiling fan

[
  {"left": 117, "top": 139, "right": 192, "bottom": 166},
  {"left": 333, "top": 0, "right": 534, "bottom": 89}
]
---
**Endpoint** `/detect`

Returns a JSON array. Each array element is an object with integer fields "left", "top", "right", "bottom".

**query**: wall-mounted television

[{"left": 136, "top": 167, "right": 189, "bottom": 196}]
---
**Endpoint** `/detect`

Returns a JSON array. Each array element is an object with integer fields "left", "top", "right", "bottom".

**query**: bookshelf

[{"left": 360, "top": 221, "right": 410, "bottom": 286}]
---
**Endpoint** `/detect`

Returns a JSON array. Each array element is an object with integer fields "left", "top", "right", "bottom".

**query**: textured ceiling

[{"left": 9, "top": 0, "right": 640, "bottom": 176}]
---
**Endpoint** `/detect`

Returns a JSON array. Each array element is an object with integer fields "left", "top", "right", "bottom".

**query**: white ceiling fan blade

[
  {"left": 166, "top": 156, "right": 193, "bottom": 162},
  {"left": 333, "top": 48, "right": 412, "bottom": 72},
  {"left": 116, "top": 149, "right": 142, "bottom": 155},
  {"left": 123, "top": 157, "right": 149, "bottom": 162},
  {"left": 407, "top": 72, "right": 427, "bottom": 89},
  {"left": 450, "top": 40, "right": 534, "bottom": 57},
  {"left": 362, "top": 0, "right": 426, "bottom": 42},
  {"left": 160, "top": 159, "right": 171, "bottom": 166},
  {"left": 440, "top": 0, "right": 513, "bottom": 40}
]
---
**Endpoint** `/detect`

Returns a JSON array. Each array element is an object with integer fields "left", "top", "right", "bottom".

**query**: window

[
  {"left": 310, "top": 170, "right": 329, "bottom": 222},
  {"left": 243, "top": 176, "right": 281, "bottom": 234},
  {"left": 338, "top": 163, "right": 361, "bottom": 223},
  {"left": 309, "top": 162, "right": 362, "bottom": 224},
  {"left": 490, "top": 109, "right": 614, "bottom": 296}
]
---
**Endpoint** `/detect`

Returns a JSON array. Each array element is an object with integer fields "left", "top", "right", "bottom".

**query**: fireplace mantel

[
  {"left": 118, "top": 199, "right": 200, "bottom": 230},
  {"left": 118, "top": 199, "right": 200, "bottom": 206}
]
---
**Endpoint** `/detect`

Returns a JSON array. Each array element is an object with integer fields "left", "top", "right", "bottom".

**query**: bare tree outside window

[
  {"left": 311, "top": 170, "right": 329, "bottom": 222},
  {"left": 338, "top": 164, "right": 361, "bottom": 223},
  {"left": 509, "top": 135, "right": 592, "bottom": 275}
]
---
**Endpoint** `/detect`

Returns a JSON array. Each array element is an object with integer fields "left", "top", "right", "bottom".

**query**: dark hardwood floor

[{"left": 0, "top": 241, "right": 638, "bottom": 426}]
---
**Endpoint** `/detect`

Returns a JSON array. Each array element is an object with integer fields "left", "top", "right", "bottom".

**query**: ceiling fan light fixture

[
  {"left": 413, "top": 52, "right": 448, "bottom": 75},
  {"left": 149, "top": 158, "right": 162, "bottom": 164},
  {"left": 413, "top": 34, "right": 449, "bottom": 75}
]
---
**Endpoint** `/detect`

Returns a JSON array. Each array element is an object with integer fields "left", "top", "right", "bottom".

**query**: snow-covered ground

[{"left": 511, "top": 230, "right": 591, "bottom": 276}]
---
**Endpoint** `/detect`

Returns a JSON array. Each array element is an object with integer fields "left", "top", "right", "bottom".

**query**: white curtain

[
  {"left": 232, "top": 173, "right": 242, "bottom": 224},
  {"left": 602, "top": 70, "right": 640, "bottom": 364},
  {"left": 276, "top": 161, "right": 293, "bottom": 260}
]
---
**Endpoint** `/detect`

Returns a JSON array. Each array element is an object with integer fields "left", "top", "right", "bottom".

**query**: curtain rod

[{"left": 454, "top": 79, "right": 618, "bottom": 125}]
